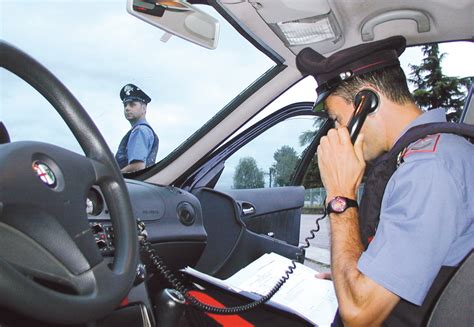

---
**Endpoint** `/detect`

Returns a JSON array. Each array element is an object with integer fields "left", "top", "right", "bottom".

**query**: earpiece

[
  {"left": 354, "top": 89, "right": 379, "bottom": 115},
  {"left": 347, "top": 89, "right": 379, "bottom": 144}
]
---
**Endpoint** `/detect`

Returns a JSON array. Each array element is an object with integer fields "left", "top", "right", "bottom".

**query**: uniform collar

[
  {"left": 132, "top": 118, "right": 148, "bottom": 128},
  {"left": 395, "top": 108, "right": 446, "bottom": 144}
]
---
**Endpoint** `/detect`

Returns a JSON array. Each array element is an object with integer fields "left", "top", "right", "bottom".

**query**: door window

[{"left": 215, "top": 114, "right": 324, "bottom": 190}]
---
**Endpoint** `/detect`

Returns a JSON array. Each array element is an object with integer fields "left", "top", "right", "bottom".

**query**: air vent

[{"left": 177, "top": 202, "right": 196, "bottom": 226}]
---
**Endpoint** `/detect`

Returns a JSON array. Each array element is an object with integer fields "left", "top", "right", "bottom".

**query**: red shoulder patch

[{"left": 402, "top": 134, "right": 441, "bottom": 159}]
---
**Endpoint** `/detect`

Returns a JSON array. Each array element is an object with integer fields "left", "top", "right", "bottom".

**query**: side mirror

[{"left": 127, "top": 0, "right": 219, "bottom": 50}]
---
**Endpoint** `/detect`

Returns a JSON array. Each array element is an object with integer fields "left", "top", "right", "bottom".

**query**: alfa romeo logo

[{"left": 32, "top": 161, "right": 57, "bottom": 188}]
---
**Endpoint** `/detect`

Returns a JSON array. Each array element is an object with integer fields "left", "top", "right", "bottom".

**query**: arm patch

[{"left": 402, "top": 134, "right": 440, "bottom": 159}]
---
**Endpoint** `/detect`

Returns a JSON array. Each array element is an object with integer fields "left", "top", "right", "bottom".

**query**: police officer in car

[
  {"left": 296, "top": 36, "right": 474, "bottom": 326},
  {"left": 115, "top": 83, "right": 159, "bottom": 173}
]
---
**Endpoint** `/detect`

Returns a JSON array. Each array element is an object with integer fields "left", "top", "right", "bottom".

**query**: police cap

[
  {"left": 120, "top": 83, "right": 151, "bottom": 104},
  {"left": 296, "top": 35, "right": 406, "bottom": 111}
]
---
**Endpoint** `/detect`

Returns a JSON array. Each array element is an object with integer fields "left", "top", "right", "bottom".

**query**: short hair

[{"left": 331, "top": 66, "right": 414, "bottom": 105}]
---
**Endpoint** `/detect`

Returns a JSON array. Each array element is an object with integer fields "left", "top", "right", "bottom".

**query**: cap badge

[{"left": 124, "top": 84, "right": 134, "bottom": 96}]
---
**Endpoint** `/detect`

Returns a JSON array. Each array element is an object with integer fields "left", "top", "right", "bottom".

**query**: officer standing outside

[
  {"left": 296, "top": 36, "right": 474, "bottom": 326},
  {"left": 115, "top": 83, "right": 159, "bottom": 173}
]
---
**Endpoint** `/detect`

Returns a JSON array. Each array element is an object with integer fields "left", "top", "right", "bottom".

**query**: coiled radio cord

[{"left": 139, "top": 211, "right": 327, "bottom": 315}]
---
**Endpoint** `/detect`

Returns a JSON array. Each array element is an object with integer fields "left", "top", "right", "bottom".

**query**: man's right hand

[{"left": 317, "top": 127, "right": 366, "bottom": 203}]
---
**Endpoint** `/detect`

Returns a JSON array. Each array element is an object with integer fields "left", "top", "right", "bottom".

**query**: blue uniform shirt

[
  {"left": 115, "top": 118, "right": 158, "bottom": 169},
  {"left": 358, "top": 108, "right": 474, "bottom": 305}
]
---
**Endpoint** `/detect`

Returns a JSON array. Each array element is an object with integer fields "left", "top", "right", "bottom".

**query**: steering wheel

[{"left": 0, "top": 41, "right": 138, "bottom": 324}]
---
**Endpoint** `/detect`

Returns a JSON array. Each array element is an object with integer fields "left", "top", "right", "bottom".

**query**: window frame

[{"left": 175, "top": 101, "right": 328, "bottom": 190}]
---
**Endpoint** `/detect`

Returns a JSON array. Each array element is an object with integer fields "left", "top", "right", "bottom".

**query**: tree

[
  {"left": 233, "top": 157, "right": 265, "bottom": 189},
  {"left": 301, "top": 156, "right": 323, "bottom": 188},
  {"left": 272, "top": 145, "right": 299, "bottom": 187},
  {"left": 298, "top": 118, "right": 325, "bottom": 146},
  {"left": 299, "top": 121, "right": 324, "bottom": 188},
  {"left": 409, "top": 44, "right": 472, "bottom": 121}
]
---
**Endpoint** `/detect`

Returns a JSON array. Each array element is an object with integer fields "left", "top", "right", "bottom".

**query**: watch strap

[{"left": 326, "top": 196, "right": 358, "bottom": 214}]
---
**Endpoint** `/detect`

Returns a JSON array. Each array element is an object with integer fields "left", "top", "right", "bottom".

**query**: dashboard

[
  {"left": 87, "top": 180, "right": 207, "bottom": 257},
  {"left": 85, "top": 179, "right": 209, "bottom": 321}
]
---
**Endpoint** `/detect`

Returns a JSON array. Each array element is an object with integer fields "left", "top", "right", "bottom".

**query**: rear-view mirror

[{"left": 127, "top": 0, "right": 220, "bottom": 50}]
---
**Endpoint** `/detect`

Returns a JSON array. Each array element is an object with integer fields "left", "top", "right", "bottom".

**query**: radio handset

[{"left": 347, "top": 89, "right": 379, "bottom": 144}]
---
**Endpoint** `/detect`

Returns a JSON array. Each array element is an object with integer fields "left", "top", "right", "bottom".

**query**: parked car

[{"left": 1, "top": 0, "right": 472, "bottom": 326}]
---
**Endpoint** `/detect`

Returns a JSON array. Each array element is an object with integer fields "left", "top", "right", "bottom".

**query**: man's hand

[
  {"left": 317, "top": 127, "right": 365, "bottom": 201},
  {"left": 315, "top": 272, "right": 332, "bottom": 280},
  {"left": 121, "top": 160, "right": 145, "bottom": 173}
]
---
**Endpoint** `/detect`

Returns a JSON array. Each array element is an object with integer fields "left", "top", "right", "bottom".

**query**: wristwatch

[{"left": 326, "top": 196, "right": 358, "bottom": 214}]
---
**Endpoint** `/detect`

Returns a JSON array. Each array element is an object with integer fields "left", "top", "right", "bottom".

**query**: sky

[
  {"left": 1, "top": 0, "right": 273, "bottom": 156},
  {"left": 1, "top": 0, "right": 473, "bottom": 189}
]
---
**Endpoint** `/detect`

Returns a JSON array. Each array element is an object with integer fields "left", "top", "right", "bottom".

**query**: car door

[{"left": 177, "top": 101, "right": 329, "bottom": 246}]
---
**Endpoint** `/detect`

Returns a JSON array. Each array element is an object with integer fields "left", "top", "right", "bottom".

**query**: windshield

[{"left": 1, "top": 0, "right": 274, "bottom": 168}]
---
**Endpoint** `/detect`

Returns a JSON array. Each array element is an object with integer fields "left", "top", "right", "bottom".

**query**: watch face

[{"left": 330, "top": 196, "right": 347, "bottom": 213}]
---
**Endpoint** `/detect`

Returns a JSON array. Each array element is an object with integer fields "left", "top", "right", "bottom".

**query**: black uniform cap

[
  {"left": 296, "top": 36, "right": 406, "bottom": 111},
  {"left": 120, "top": 83, "right": 151, "bottom": 104}
]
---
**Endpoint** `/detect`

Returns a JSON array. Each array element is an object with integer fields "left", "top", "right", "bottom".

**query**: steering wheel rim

[{"left": 0, "top": 41, "right": 138, "bottom": 324}]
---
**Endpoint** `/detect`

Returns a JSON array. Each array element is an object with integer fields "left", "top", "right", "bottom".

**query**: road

[
  {"left": 299, "top": 214, "right": 331, "bottom": 273},
  {"left": 299, "top": 214, "right": 330, "bottom": 250}
]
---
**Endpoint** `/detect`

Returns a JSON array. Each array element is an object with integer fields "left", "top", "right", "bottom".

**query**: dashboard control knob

[
  {"left": 96, "top": 240, "right": 107, "bottom": 250},
  {"left": 177, "top": 202, "right": 195, "bottom": 226}
]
